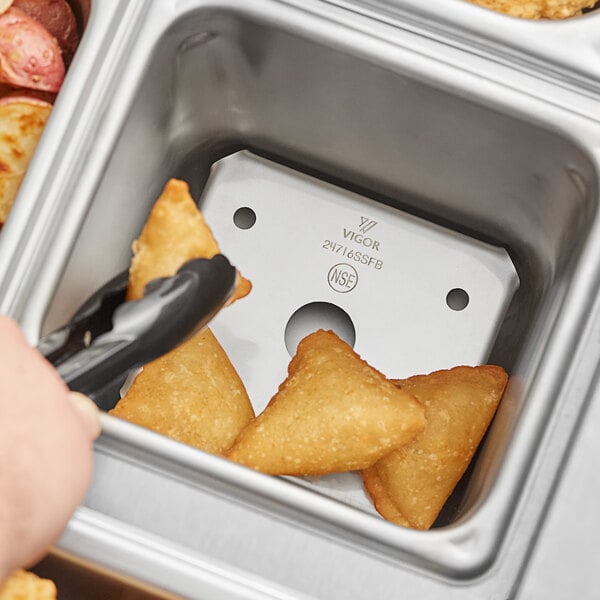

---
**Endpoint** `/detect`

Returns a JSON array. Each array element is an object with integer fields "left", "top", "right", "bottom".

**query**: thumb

[{"left": 67, "top": 392, "right": 101, "bottom": 440}]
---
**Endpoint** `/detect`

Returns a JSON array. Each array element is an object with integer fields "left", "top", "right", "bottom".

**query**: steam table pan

[
  {"left": 1, "top": 0, "right": 600, "bottom": 598},
  {"left": 334, "top": 0, "right": 600, "bottom": 92}
]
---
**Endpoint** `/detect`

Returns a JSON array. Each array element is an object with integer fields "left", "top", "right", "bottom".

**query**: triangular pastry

[
  {"left": 227, "top": 330, "right": 426, "bottom": 476},
  {"left": 110, "top": 328, "right": 254, "bottom": 454},
  {"left": 361, "top": 365, "right": 507, "bottom": 529},
  {"left": 126, "top": 178, "right": 251, "bottom": 302},
  {"left": 111, "top": 178, "right": 253, "bottom": 453}
]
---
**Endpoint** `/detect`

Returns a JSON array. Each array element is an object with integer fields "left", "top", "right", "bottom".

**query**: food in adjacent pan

[
  {"left": 226, "top": 330, "right": 426, "bottom": 476},
  {"left": 9, "top": 0, "right": 79, "bottom": 67},
  {"left": 362, "top": 366, "right": 508, "bottom": 529},
  {"left": 0, "top": 96, "right": 51, "bottom": 224},
  {"left": 110, "top": 179, "right": 254, "bottom": 453},
  {"left": 0, "top": 6, "right": 64, "bottom": 92},
  {"left": 0, "top": 569, "right": 56, "bottom": 600},
  {"left": 0, "top": 0, "right": 80, "bottom": 227},
  {"left": 467, "top": 0, "right": 597, "bottom": 18},
  {"left": 110, "top": 178, "right": 508, "bottom": 529}
]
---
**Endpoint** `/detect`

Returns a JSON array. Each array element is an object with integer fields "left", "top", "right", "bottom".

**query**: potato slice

[
  {"left": 361, "top": 365, "right": 508, "bottom": 530},
  {"left": 0, "top": 7, "right": 64, "bottom": 92},
  {"left": 0, "top": 570, "right": 56, "bottom": 600},
  {"left": 127, "top": 178, "right": 251, "bottom": 302},
  {"left": 0, "top": 96, "right": 51, "bottom": 224},
  {"left": 467, "top": 0, "right": 596, "bottom": 18},
  {"left": 13, "top": 0, "right": 79, "bottom": 67},
  {"left": 226, "top": 330, "right": 426, "bottom": 476},
  {"left": 0, "top": 83, "right": 55, "bottom": 104},
  {"left": 110, "top": 328, "right": 254, "bottom": 454}
]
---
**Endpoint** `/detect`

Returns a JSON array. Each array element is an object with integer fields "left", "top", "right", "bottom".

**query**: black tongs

[{"left": 38, "top": 255, "right": 236, "bottom": 397}]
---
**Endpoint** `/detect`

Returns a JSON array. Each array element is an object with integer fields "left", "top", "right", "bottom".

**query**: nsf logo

[{"left": 328, "top": 263, "right": 358, "bottom": 293}]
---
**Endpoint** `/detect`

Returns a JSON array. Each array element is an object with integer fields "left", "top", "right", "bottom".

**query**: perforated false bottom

[{"left": 200, "top": 151, "right": 519, "bottom": 514}]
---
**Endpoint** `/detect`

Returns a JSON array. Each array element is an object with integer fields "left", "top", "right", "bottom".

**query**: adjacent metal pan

[{"left": 330, "top": 0, "right": 600, "bottom": 90}]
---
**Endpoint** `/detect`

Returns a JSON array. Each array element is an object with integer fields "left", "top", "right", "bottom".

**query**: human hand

[{"left": 0, "top": 316, "right": 100, "bottom": 581}]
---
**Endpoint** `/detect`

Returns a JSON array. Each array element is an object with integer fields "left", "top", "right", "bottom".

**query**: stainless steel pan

[{"left": 1, "top": 1, "right": 600, "bottom": 598}]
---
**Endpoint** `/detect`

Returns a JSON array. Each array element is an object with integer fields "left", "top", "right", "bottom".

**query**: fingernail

[{"left": 68, "top": 391, "right": 101, "bottom": 440}]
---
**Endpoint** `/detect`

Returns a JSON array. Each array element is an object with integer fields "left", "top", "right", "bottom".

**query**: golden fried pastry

[
  {"left": 114, "top": 177, "right": 253, "bottom": 453},
  {"left": 362, "top": 365, "right": 508, "bottom": 530},
  {"left": 227, "top": 330, "right": 426, "bottom": 476},
  {"left": 110, "top": 327, "right": 254, "bottom": 454},
  {"left": 0, "top": 570, "right": 56, "bottom": 600},
  {"left": 0, "top": 97, "right": 51, "bottom": 225},
  {"left": 126, "top": 178, "right": 251, "bottom": 302},
  {"left": 467, "top": 0, "right": 595, "bottom": 18}
]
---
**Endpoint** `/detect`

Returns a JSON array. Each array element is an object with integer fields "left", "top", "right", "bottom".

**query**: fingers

[
  {"left": 67, "top": 391, "right": 101, "bottom": 440},
  {"left": 0, "top": 316, "right": 98, "bottom": 580}
]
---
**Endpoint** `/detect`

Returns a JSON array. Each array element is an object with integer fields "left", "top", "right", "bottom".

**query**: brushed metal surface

[
  {"left": 1, "top": 0, "right": 600, "bottom": 598},
  {"left": 189, "top": 149, "right": 518, "bottom": 516},
  {"left": 519, "top": 374, "right": 600, "bottom": 599},
  {"left": 202, "top": 151, "right": 518, "bottom": 412},
  {"left": 329, "top": 0, "right": 600, "bottom": 90}
]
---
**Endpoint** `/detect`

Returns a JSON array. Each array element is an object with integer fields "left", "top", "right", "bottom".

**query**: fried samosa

[
  {"left": 361, "top": 365, "right": 508, "bottom": 530},
  {"left": 110, "top": 327, "right": 254, "bottom": 454},
  {"left": 126, "top": 178, "right": 251, "bottom": 302},
  {"left": 112, "top": 177, "right": 253, "bottom": 453},
  {"left": 226, "top": 330, "right": 426, "bottom": 476}
]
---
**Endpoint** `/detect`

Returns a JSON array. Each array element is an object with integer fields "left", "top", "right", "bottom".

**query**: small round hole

[
  {"left": 446, "top": 288, "right": 469, "bottom": 311},
  {"left": 284, "top": 302, "right": 356, "bottom": 356},
  {"left": 233, "top": 207, "right": 256, "bottom": 229}
]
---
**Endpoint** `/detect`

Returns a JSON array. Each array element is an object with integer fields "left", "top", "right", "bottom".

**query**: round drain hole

[
  {"left": 446, "top": 288, "right": 469, "bottom": 311},
  {"left": 284, "top": 302, "right": 356, "bottom": 356},
  {"left": 233, "top": 206, "right": 256, "bottom": 230}
]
